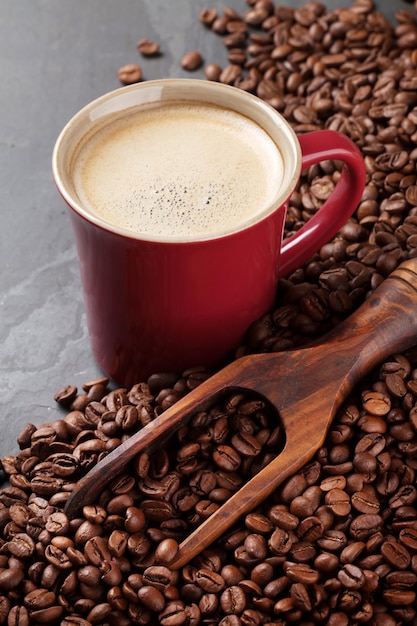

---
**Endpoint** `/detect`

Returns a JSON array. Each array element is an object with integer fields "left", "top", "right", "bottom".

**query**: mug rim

[{"left": 52, "top": 78, "right": 302, "bottom": 243}]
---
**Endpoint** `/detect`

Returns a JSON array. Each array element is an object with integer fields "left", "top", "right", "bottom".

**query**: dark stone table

[{"left": 0, "top": 0, "right": 412, "bottom": 455}]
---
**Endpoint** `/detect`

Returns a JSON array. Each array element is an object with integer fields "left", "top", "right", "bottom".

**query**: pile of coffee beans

[
  {"left": 2, "top": 0, "right": 417, "bottom": 624},
  {"left": 2, "top": 354, "right": 417, "bottom": 626}
]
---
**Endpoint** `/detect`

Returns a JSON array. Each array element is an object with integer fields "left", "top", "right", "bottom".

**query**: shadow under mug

[{"left": 52, "top": 79, "right": 366, "bottom": 387}]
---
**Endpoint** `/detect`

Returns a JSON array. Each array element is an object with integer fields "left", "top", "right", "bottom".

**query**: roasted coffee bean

[
  {"left": 181, "top": 50, "right": 203, "bottom": 71},
  {"left": 320, "top": 475, "right": 347, "bottom": 491},
  {"left": 44, "top": 544, "right": 72, "bottom": 569},
  {"left": 269, "top": 506, "right": 299, "bottom": 530},
  {"left": 382, "top": 588, "right": 416, "bottom": 606},
  {"left": 280, "top": 474, "right": 308, "bottom": 502},
  {"left": 124, "top": 505, "right": 146, "bottom": 532},
  {"left": 350, "top": 514, "right": 384, "bottom": 540},
  {"left": 204, "top": 63, "right": 222, "bottom": 81},
  {"left": 159, "top": 601, "right": 187, "bottom": 626},
  {"left": 317, "top": 529, "right": 348, "bottom": 551},
  {"left": 0, "top": 597, "right": 11, "bottom": 623},
  {"left": 220, "top": 585, "right": 247, "bottom": 614},
  {"left": 140, "top": 499, "right": 174, "bottom": 521},
  {"left": 290, "top": 540, "right": 316, "bottom": 563},
  {"left": 107, "top": 529, "right": 128, "bottom": 557},
  {"left": 45, "top": 511, "right": 70, "bottom": 535},
  {"left": 212, "top": 445, "right": 241, "bottom": 471},
  {"left": 399, "top": 527, "right": 417, "bottom": 551},
  {"left": 220, "top": 63, "right": 242, "bottom": 84},
  {"left": 142, "top": 565, "right": 173, "bottom": 590},
  {"left": 245, "top": 512, "right": 272, "bottom": 534},
  {"left": 137, "top": 38, "right": 160, "bottom": 56},
  {"left": 389, "top": 484, "right": 417, "bottom": 508},
  {"left": 7, "top": 605, "right": 29, "bottom": 626},
  {"left": 1, "top": 486, "right": 30, "bottom": 506},
  {"left": 117, "top": 63, "right": 142, "bottom": 84},
  {"left": 48, "top": 452, "right": 79, "bottom": 478},
  {"left": 195, "top": 568, "right": 225, "bottom": 593},
  {"left": 54, "top": 385, "right": 78, "bottom": 406},
  {"left": 297, "top": 516, "right": 324, "bottom": 542},
  {"left": 285, "top": 562, "right": 319, "bottom": 585},
  {"left": 231, "top": 432, "right": 261, "bottom": 457},
  {"left": 355, "top": 432, "right": 386, "bottom": 456},
  {"left": 243, "top": 533, "right": 268, "bottom": 559},
  {"left": 83, "top": 535, "right": 111, "bottom": 565},
  {"left": 155, "top": 538, "right": 179, "bottom": 565},
  {"left": 268, "top": 527, "right": 293, "bottom": 556},
  {"left": 314, "top": 551, "right": 339, "bottom": 574},
  {"left": 0, "top": 568, "right": 25, "bottom": 591},
  {"left": 351, "top": 487, "right": 380, "bottom": 514},
  {"left": 381, "top": 537, "right": 411, "bottom": 569},
  {"left": 138, "top": 585, "right": 166, "bottom": 611},
  {"left": 337, "top": 563, "right": 366, "bottom": 589},
  {"left": 199, "top": 7, "right": 218, "bottom": 26},
  {"left": 376, "top": 471, "right": 400, "bottom": 497},
  {"left": 4, "top": 524, "right": 31, "bottom": 549},
  {"left": 83, "top": 504, "right": 107, "bottom": 524},
  {"left": 325, "top": 488, "right": 351, "bottom": 516},
  {"left": 290, "top": 494, "right": 316, "bottom": 518},
  {"left": 340, "top": 540, "right": 365, "bottom": 565},
  {"left": 115, "top": 405, "right": 139, "bottom": 431}
]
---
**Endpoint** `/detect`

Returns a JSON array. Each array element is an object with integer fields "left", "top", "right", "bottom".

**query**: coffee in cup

[{"left": 72, "top": 101, "right": 285, "bottom": 240}]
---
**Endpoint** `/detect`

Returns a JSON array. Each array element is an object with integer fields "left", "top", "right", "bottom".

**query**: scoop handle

[
  {"left": 317, "top": 257, "right": 417, "bottom": 397},
  {"left": 254, "top": 256, "right": 417, "bottom": 416},
  {"left": 228, "top": 256, "right": 417, "bottom": 415}
]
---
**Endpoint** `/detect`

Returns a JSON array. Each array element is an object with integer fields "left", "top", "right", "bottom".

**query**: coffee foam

[{"left": 72, "top": 102, "right": 284, "bottom": 240}]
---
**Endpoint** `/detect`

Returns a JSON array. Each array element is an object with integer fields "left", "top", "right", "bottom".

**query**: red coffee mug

[{"left": 53, "top": 79, "right": 365, "bottom": 387}]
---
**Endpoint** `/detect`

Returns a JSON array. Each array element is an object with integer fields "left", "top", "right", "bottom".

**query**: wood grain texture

[{"left": 65, "top": 257, "right": 417, "bottom": 567}]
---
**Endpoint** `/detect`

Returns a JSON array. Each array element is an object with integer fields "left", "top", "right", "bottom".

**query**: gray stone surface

[{"left": 0, "top": 0, "right": 410, "bottom": 455}]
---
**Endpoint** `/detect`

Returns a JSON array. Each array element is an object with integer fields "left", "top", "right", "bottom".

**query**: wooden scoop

[{"left": 65, "top": 257, "right": 417, "bottom": 568}]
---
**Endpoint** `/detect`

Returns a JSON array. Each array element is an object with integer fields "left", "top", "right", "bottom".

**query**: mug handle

[{"left": 279, "top": 129, "right": 366, "bottom": 277}]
